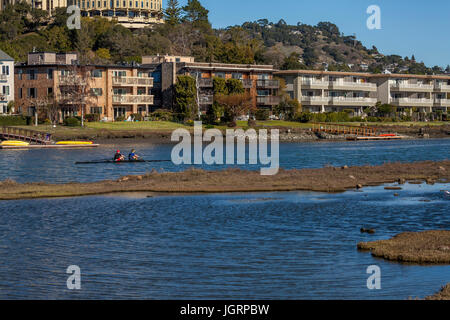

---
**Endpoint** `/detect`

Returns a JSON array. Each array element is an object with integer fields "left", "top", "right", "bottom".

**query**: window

[
  {"left": 47, "top": 69, "right": 53, "bottom": 79},
  {"left": 47, "top": 87, "right": 53, "bottom": 96},
  {"left": 113, "top": 71, "right": 126, "bottom": 77},
  {"left": 91, "top": 88, "right": 103, "bottom": 96},
  {"left": 257, "top": 74, "right": 269, "bottom": 80},
  {"left": 28, "top": 70, "right": 36, "bottom": 80},
  {"left": 19, "top": 88, "right": 23, "bottom": 99},
  {"left": 1, "top": 65, "right": 9, "bottom": 75},
  {"left": 232, "top": 73, "right": 243, "bottom": 80},
  {"left": 18, "top": 69, "right": 23, "bottom": 80},
  {"left": 151, "top": 71, "right": 161, "bottom": 83},
  {"left": 2, "top": 86, "right": 9, "bottom": 95},
  {"left": 28, "top": 88, "right": 37, "bottom": 98},
  {"left": 90, "top": 107, "right": 103, "bottom": 114},
  {"left": 91, "top": 69, "right": 102, "bottom": 78},
  {"left": 214, "top": 72, "right": 225, "bottom": 79}
]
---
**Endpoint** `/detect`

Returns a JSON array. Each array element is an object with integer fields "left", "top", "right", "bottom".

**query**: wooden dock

[
  {"left": 1, "top": 126, "right": 52, "bottom": 145},
  {"left": 347, "top": 136, "right": 406, "bottom": 141},
  {"left": 312, "top": 123, "right": 377, "bottom": 136},
  {"left": 0, "top": 144, "right": 100, "bottom": 149}
]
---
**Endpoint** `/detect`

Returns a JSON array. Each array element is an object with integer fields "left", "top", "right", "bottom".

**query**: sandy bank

[
  {"left": 0, "top": 160, "right": 448, "bottom": 200},
  {"left": 358, "top": 230, "right": 450, "bottom": 264}
]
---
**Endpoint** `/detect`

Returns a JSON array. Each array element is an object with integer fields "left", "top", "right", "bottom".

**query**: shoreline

[
  {"left": 9, "top": 123, "right": 449, "bottom": 143},
  {"left": 0, "top": 160, "right": 448, "bottom": 200}
]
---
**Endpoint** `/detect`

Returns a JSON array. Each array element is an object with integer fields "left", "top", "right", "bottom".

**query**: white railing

[
  {"left": 112, "top": 76, "right": 153, "bottom": 86},
  {"left": 301, "top": 79, "right": 326, "bottom": 86},
  {"left": 390, "top": 83, "right": 433, "bottom": 90},
  {"left": 113, "top": 95, "right": 154, "bottom": 104},
  {"left": 301, "top": 96, "right": 328, "bottom": 101},
  {"left": 0, "top": 74, "right": 7, "bottom": 81},
  {"left": 391, "top": 97, "right": 433, "bottom": 104},
  {"left": 329, "top": 97, "right": 377, "bottom": 103},
  {"left": 433, "top": 98, "right": 450, "bottom": 105},
  {"left": 434, "top": 83, "right": 450, "bottom": 90},
  {"left": 330, "top": 81, "right": 376, "bottom": 88}
]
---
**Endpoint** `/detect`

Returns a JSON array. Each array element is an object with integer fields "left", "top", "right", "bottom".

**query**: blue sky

[{"left": 170, "top": 0, "right": 450, "bottom": 68}]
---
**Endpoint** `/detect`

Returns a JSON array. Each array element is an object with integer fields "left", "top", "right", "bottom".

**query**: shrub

[
  {"left": 151, "top": 109, "right": 173, "bottom": 121},
  {"left": 254, "top": 109, "right": 270, "bottom": 121},
  {"left": 64, "top": 117, "right": 81, "bottom": 127},
  {"left": 115, "top": 115, "right": 126, "bottom": 122},
  {"left": 131, "top": 113, "right": 143, "bottom": 121},
  {"left": 0, "top": 115, "right": 29, "bottom": 126},
  {"left": 85, "top": 114, "right": 101, "bottom": 122}
]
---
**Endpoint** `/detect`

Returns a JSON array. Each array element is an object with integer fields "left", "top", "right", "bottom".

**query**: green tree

[
  {"left": 182, "top": 0, "right": 211, "bottom": 29},
  {"left": 174, "top": 75, "right": 197, "bottom": 120},
  {"left": 226, "top": 78, "right": 244, "bottom": 94},
  {"left": 165, "top": 0, "right": 182, "bottom": 26},
  {"left": 281, "top": 52, "right": 307, "bottom": 70}
]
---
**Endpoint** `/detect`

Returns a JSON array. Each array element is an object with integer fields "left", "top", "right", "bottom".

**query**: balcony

[
  {"left": 390, "top": 83, "right": 433, "bottom": 92},
  {"left": 0, "top": 93, "right": 6, "bottom": 101},
  {"left": 256, "top": 96, "right": 281, "bottom": 105},
  {"left": 256, "top": 79, "right": 279, "bottom": 89},
  {"left": 329, "top": 81, "right": 377, "bottom": 91},
  {"left": 301, "top": 96, "right": 329, "bottom": 105},
  {"left": 197, "top": 78, "right": 213, "bottom": 88},
  {"left": 199, "top": 94, "right": 213, "bottom": 105},
  {"left": 433, "top": 98, "right": 450, "bottom": 106},
  {"left": 391, "top": 97, "right": 433, "bottom": 106},
  {"left": 329, "top": 97, "right": 377, "bottom": 106},
  {"left": 113, "top": 94, "right": 154, "bottom": 104},
  {"left": 0, "top": 74, "right": 7, "bottom": 81},
  {"left": 301, "top": 79, "right": 328, "bottom": 89},
  {"left": 242, "top": 79, "right": 253, "bottom": 88},
  {"left": 59, "top": 75, "right": 87, "bottom": 86},
  {"left": 112, "top": 76, "right": 154, "bottom": 87},
  {"left": 434, "top": 83, "right": 450, "bottom": 92}
]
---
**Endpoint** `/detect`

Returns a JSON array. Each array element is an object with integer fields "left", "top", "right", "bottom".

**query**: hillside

[{"left": 0, "top": 1, "right": 448, "bottom": 75}]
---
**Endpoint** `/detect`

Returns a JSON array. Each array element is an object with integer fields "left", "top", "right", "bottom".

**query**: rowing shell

[{"left": 75, "top": 160, "right": 171, "bottom": 164}]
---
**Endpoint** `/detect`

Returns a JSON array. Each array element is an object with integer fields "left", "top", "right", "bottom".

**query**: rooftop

[{"left": 0, "top": 49, "right": 14, "bottom": 61}]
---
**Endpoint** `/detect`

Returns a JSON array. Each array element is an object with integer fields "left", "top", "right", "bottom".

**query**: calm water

[
  {"left": 0, "top": 138, "right": 449, "bottom": 183},
  {"left": 0, "top": 183, "right": 449, "bottom": 299}
]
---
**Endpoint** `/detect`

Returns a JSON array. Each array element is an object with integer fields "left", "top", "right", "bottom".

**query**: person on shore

[
  {"left": 128, "top": 149, "right": 140, "bottom": 161},
  {"left": 114, "top": 150, "right": 125, "bottom": 162}
]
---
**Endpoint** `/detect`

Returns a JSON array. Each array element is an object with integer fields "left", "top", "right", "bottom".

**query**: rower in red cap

[{"left": 114, "top": 150, "right": 125, "bottom": 162}]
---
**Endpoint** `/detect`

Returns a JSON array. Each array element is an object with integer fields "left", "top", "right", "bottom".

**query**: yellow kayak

[
  {"left": 56, "top": 141, "right": 93, "bottom": 145},
  {"left": 1, "top": 140, "right": 30, "bottom": 146}
]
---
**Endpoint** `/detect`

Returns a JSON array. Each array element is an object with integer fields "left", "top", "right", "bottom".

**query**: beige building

[
  {"left": 0, "top": 0, "right": 67, "bottom": 13},
  {"left": 71, "top": 0, "right": 164, "bottom": 28},
  {"left": 276, "top": 70, "right": 378, "bottom": 115},
  {"left": 276, "top": 70, "right": 450, "bottom": 115},
  {"left": 371, "top": 74, "right": 450, "bottom": 113}
]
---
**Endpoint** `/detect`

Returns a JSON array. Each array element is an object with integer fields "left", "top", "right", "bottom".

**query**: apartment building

[
  {"left": 371, "top": 74, "right": 450, "bottom": 113},
  {"left": 0, "top": 49, "right": 14, "bottom": 114},
  {"left": 15, "top": 52, "right": 154, "bottom": 121},
  {"left": 142, "top": 55, "right": 280, "bottom": 113},
  {"left": 275, "top": 70, "right": 378, "bottom": 115},
  {"left": 70, "top": 0, "right": 164, "bottom": 28},
  {"left": 276, "top": 70, "right": 450, "bottom": 115},
  {"left": 0, "top": 0, "right": 67, "bottom": 14}
]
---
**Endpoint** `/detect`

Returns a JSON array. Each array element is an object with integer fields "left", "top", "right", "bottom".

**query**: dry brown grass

[
  {"left": 358, "top": 230, "right": 450, "bottom": 264},
  {"left": 0, "top": 160, "right": 449, "bottom": 200},
  {"left": 426, "top": 284, "right": 450, "bottom": 300}
]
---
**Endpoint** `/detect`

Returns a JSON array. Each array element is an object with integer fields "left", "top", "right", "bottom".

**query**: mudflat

[{"left": 0, "top": 160, "right": 448, "bottom": 200}]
